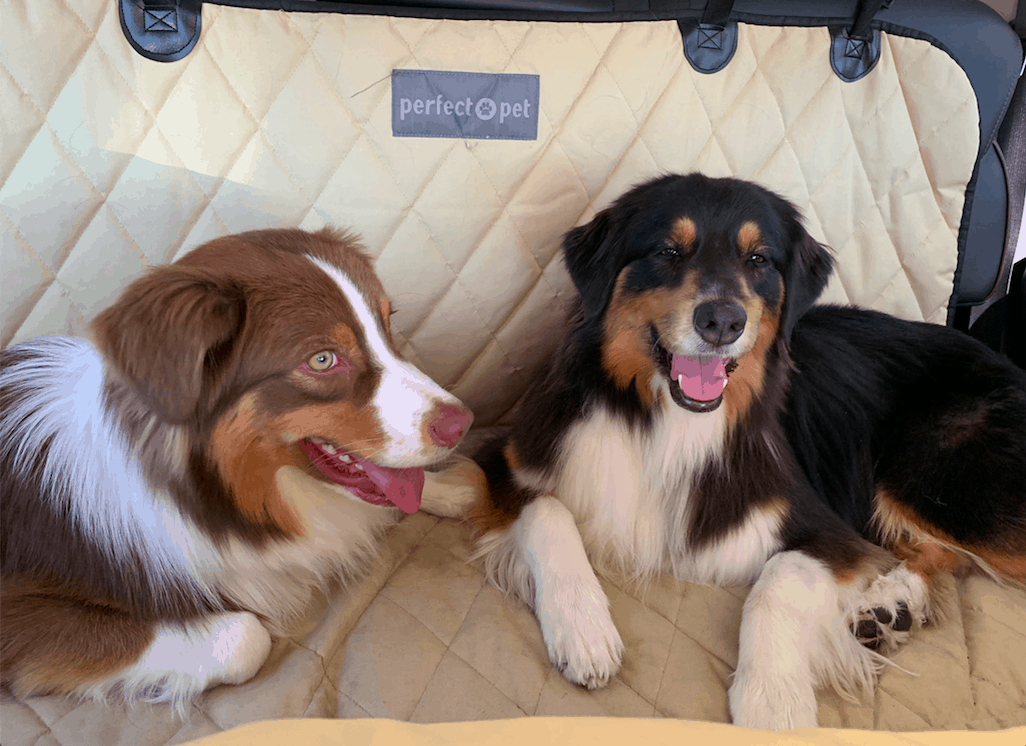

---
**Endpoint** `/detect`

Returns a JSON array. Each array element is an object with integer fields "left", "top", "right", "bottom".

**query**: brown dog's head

[
  {"left": 91, "top": 228, "right": 472, "bottom": 534},
  {"left": 563, "top": 173, "right": 833, "bottom": 415}
]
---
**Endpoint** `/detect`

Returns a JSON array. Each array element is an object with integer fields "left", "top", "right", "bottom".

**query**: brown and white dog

[
  {"left": 0, "top": 228, "right": 475, "bottom": 711},
  {"left": 456, "top": 174, "right": 1026, "bottom": 729}
]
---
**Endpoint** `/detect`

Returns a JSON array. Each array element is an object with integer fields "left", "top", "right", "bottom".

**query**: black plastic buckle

[
  {"left": 120, "top": 0, "right": 202, "bottom": 63},
  {"left": 683, "top": 21, "right": 738, "bottom": 74},
  {"left": 829, "top": 0, "right": 891, "bottom": 82}
]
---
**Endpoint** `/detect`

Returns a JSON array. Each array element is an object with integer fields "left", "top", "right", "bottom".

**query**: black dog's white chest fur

[{"left": 504, "top": 394, "right": 784, "bottom": 586}]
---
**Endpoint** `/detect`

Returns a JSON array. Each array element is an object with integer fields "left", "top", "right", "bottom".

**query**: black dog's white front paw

[
  {"left": 849, "top": 566, "right": 929, "bottom": 653},
  {"left": 538, "top": 586, "right": 624, "bottom": 689}
]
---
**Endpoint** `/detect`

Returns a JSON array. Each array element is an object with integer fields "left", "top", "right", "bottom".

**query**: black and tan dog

[{"left": 452, "top": 173, "right": 1025, "bottom": 729}]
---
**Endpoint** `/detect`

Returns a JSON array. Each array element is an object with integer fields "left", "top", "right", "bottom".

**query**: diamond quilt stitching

[
  {"left": 1, "top": 10, "right": 977, "bottom": 423},
  {"left": 1, "top": 10, "right": 1004, "bottom": 738},
  {"left": 382, "top": 23, "right": 625, "bottom": 385},
  {"left": 470, "top": 24, "right": 672, "bottom": 389},
  {"left": 1, "top": 0, "right": 94, "bottom": 124},
  {"left": 144, "top": 8, "right": 178, "bottom": 34}
]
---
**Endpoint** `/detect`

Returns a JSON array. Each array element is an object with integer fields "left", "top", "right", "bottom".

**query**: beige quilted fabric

[
  {"left": 4, "top": 3, "right": 1021, "bottom": 745},
  {"left": 3, "top": 505, "right": 1026, "bottom": 745},
  {"left": 1, "top": 1, "right": 978, "bottom": 426}
]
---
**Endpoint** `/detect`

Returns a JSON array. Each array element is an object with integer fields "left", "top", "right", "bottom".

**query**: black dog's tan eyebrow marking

[
  {"left": 737, "top": 221, "right": 763, "bottom": 253},
  {"left": 601, "top": 271, "right": 702, "bottom": 408},
  {"left": 671, "top": 217, "right": 696, "bottom": 248}
]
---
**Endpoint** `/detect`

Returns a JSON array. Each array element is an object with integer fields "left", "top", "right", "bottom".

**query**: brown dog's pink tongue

[
  {"left": 671, "top": 355, "right": 729, "bottom": 401},
  {"left": 362, "top": 462, "right": 425, "bottom": 514}
]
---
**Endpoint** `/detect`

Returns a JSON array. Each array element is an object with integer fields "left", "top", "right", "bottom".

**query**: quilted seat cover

[
  {"left": 6, "top": 5, "right": 1022, "bottom": 746},
  {"left": 1, "top": 1, "right": 979, "bottom": 426}
]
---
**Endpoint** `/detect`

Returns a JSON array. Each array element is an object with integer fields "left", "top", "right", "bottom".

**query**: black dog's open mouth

[{"left": 653, "top": 329, "right": 738, "bottom": 413}]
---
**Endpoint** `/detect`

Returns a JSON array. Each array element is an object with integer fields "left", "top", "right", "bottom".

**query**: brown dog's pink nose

[{"left": 427, "top": 403, "right": 474, "bottom": 449}]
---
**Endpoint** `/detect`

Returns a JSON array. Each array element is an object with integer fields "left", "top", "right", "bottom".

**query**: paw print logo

[{"left": 475, "top": 98, "right": 497, "bottom": 121}]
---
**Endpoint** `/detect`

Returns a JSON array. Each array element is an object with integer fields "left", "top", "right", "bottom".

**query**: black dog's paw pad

[
  {"left": 853, "top": 567, "right": 928, "bottom": 653},
  {"left": 852, "top": 600, "right": 918, "bottom": 652},
  {"left": 854, "top": 619, "right": 878, "bottom": 638},
  {"left": 851, "top": 617, "right": 884, "bottom": 650},
  {"left": 892, "top": 601, "right": 912, "bottom": 632}
]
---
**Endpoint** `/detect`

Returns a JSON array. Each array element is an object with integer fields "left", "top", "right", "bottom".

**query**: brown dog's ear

[
  {"left": 562, "top": 209, "right": 626, "bottom": 321},
  {"left": 781, "top": 218, "right": 834, "bottom": 340},
  {"left": 92, "top": 267, "right": 245, "bottom": 423}
]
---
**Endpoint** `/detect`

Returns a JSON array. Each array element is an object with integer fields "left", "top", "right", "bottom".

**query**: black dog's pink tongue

[
  {"left": 362, "top": 462, "right": 425, "bottom": 514},
  {"left": 671, "top": 355, "right": 729, "bottom": 401}
]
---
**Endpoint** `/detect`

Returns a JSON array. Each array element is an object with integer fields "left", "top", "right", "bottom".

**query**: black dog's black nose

[{"left": 693, "top": 301, "right": 747, "bottom": 347}]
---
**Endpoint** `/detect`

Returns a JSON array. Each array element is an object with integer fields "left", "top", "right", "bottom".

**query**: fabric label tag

[{"left": 391, "top": 69, "right": 539, "bottom": 141}]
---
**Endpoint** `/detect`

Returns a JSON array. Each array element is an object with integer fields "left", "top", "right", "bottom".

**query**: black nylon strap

[
  {"left": 850, "top": 0, "right": 892, "bottom": 40},
  {"left": 701, "top": 0, "right": 732, "bottom": 26}
]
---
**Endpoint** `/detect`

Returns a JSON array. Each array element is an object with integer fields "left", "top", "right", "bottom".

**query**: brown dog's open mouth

[
  {"left": 653, "top": 332, "right": 738, "bottom": 413},
  {"left": 298, "top": 439, "right": 424, "bottom": 514}
]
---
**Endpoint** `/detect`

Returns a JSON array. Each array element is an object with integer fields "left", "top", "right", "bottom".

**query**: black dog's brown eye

[
  {"left": 748, "top": 253, "right": 768, "bottom": 266},
  {"left": 660, "top": 246, "right": 682, "bottom": 258}
]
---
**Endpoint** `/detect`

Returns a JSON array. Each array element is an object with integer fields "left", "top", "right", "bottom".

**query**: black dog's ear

[
  {"left": 562, "top": 209, "right": 627, "bottom": 321},
  {"left": 781, "top": 217, "right": 834, "bottom": 340}
]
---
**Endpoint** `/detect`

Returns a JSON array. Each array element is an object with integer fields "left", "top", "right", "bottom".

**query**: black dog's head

[{"left": 563, "top": 173, "right": 833, "bottom": 414}]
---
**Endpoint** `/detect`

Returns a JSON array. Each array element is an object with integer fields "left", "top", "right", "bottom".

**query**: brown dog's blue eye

[{"left": 305, "top": 351, "right": 337, "bottom": 372}]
